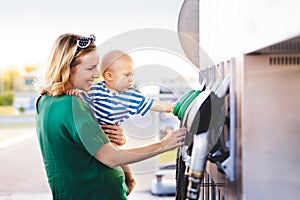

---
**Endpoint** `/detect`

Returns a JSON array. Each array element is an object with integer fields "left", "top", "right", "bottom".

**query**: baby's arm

[
  {"left": 121, "top": 164, "right": 136, "bottom": 195},
  {"left": 150, "top": 99, "right": 175, "bottom": 113}
]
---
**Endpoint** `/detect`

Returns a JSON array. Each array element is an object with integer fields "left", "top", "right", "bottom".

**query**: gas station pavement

[{"left": 0, "top": 192, "right": 174, "bottom": 200}]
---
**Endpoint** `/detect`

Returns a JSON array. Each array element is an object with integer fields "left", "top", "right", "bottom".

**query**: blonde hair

[
  {"left": 100, "top": 50, "right": 133, "bottom": 75},
  {"left": 36, "top": 33, "right": 96, "bottom": 96}
]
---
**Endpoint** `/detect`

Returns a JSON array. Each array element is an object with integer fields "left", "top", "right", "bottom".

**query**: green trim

[
  {"left": 178, "top": 90, "right": 201, "bottom": 120},
  {"left": 173, "top": 90, "right": 195, "bottom": 116}
]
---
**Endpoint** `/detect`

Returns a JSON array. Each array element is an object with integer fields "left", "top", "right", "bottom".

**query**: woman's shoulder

[
  {"left": 48, "top": 94, "right": 87, "bottom": 109},
  {"left": 37, "top": 94, "right": 85, "bottom": 115}
]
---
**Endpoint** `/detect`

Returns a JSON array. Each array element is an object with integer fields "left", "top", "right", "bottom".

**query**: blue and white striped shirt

[{"left": 81, "top": 81, "right": 154, "bottom": 125}]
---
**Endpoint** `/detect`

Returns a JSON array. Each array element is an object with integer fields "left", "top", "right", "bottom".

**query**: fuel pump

[{"left": 175, "top": 75, "right": 230, "bottom": 200}]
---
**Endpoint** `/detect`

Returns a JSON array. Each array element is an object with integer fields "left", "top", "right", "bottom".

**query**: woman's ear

[
  {"left": 69, "top": 65, "right": 79, "bottom": 79},
  {"left": 103, "top": 71, "right": 113, "bottom": 82}
]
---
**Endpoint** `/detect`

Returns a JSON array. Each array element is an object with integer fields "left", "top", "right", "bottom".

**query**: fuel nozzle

[{"left": 186, "top": 131, "right": 209, "bottom": 200}]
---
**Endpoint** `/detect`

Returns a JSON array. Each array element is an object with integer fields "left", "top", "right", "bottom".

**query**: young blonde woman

[{"left": 35, "top": 33, "right": 186, "bottom": 200}]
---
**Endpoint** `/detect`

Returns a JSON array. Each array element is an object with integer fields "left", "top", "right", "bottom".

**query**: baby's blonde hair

[
  {"left": 100, "top": 50, "right": 133, "bottom": 76},
  {"left": 36, "top": 33, "right": 96, "bottom": 96}
]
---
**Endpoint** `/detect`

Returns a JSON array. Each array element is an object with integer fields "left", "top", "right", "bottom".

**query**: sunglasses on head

[{"left": 75, "top": 34, "right": 96, "bottom": 55}]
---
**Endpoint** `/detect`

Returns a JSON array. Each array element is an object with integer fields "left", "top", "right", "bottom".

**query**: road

[
  {"left": 0, "top": 132, "right": 51, "bottom": 200},
  {"left": 0, "top": 115, "right": 35, "bottom": 124}
]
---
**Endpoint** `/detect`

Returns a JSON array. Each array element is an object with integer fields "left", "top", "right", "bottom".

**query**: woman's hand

[
  {"left": 160, "top": 127, "right": 186, "bottom": 151},
  {"left": 101, "top": 124, "right": 127, "bottom": 146}
]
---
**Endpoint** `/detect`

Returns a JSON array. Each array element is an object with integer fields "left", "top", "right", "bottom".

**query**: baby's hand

[
  {"left": 170, "top": 102, "right": 176, "bottom": 112},
  {"left": 65, "top": 89, "right": 82, "bottom": 98}
]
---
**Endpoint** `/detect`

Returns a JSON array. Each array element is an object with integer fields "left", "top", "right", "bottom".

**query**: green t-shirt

[{"left": 35, "top": 94, "right": 128, "bottom": 200}]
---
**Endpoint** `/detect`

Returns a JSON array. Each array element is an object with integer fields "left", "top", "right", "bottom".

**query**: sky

[{"left": 0, "top": 0, "right": 185, "bottom": 67}]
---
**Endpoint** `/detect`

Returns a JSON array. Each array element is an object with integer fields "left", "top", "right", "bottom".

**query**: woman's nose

[{"left": 95, "top": 68, "right": 101, "bottom": 78}]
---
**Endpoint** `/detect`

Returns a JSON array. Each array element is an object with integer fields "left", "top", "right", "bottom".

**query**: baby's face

[{"left": 110, "top": 58, "right": 134, "bottom": 92}]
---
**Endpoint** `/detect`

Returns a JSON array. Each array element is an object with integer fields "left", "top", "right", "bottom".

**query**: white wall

[{"left": 199, "top": 0, "right": 300, "bottom": 63}]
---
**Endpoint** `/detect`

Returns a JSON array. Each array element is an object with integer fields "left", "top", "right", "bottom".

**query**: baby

[{"left": 82, "top": 50, "right": 174, "bottom": 126}]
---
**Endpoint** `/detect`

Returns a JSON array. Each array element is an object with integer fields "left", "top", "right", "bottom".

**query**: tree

[
  {"left": 23, "top": 64, "right": 38, "bottom": 73},
  {"left": 4, "top": 65, "right": 21, "bottom": 91}
]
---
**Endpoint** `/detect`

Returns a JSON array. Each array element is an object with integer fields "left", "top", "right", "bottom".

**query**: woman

[{"left": 35, "top": 33, "right": 185, "bottom": 200}]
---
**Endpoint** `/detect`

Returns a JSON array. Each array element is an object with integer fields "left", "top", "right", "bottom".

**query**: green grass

[
  {"left": 159, "top": 149, "right": 177, "bottom": 165},
  {"left": 0, "top": 123, "right": 34, "bottom": 129},
  {"left": 0, "top": 106, "right": 19, "bottom": 115}
]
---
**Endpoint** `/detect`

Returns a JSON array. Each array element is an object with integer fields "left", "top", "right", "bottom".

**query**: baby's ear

[{"left": 103, "top": 71, "right": 113, "bottom": 81}]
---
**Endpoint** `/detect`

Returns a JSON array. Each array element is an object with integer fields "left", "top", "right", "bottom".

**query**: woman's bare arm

[{"left": 94, "top": 128, "right": 186, "bottom": 168}]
